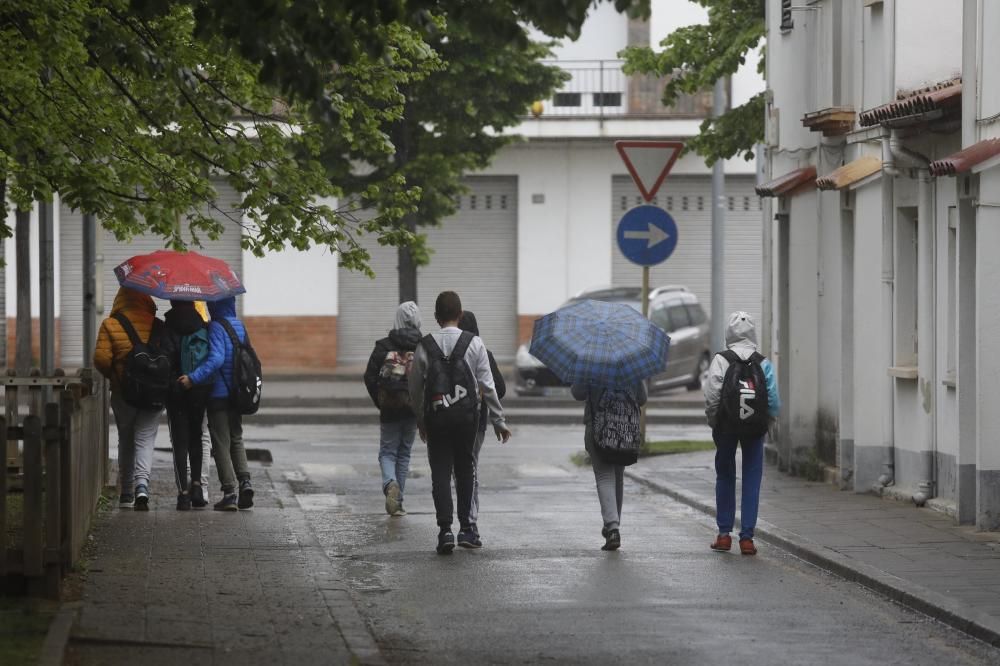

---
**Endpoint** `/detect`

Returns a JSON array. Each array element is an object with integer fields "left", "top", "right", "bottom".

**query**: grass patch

[
  {"left": 0, "top": 597, "right": 56, "bottom": 664},
  {"left": 640, "top": 440, "right": 714, "bottom": 457},
  {"left": 6, "top": 493, "right": 24, "bottom": 546}
]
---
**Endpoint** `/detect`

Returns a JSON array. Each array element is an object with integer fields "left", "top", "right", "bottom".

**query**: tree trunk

[
  {"left": 15, "top": 208, "right": 32, "bottom": 372},
  {"left": 397, "top": 213, "right": 418, "bottom": 304}
]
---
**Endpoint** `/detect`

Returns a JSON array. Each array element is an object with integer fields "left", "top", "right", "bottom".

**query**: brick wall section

[
  {"left": 243, "top": 316, "right": 337, "bottom": 371},
  {"left": 518, "top": 315, "right": 541, "bottom": 345},
  {"left": 6, "top": 318, "right": 61, "bottom": 367}
]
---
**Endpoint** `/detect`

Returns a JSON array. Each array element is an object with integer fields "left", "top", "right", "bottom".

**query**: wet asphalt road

[{"left": 246, "top": 423, "right": 1000, "bottom": 666}]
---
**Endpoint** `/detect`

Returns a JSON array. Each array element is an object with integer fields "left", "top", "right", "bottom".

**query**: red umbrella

[{"left": 114, "top": 250, "right": 246, "bottom": 301}]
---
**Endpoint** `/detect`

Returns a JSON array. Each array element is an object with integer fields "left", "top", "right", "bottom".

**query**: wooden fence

[{"left": 2, "top": 368, "right": 109, "bottom": 598}]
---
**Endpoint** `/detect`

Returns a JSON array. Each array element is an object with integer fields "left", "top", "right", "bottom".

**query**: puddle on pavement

[{"left": 296, "top": 494, "right": 342, "bottom": 510}]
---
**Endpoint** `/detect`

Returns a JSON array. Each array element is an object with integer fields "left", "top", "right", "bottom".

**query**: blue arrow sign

[{"left": 616, "top": 205, "right": 679, "bottom": 267}]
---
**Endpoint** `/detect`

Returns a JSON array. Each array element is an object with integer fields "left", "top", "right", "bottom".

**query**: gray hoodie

[{"left": 703, "top": 311, "right": 781, "bottom": 429}]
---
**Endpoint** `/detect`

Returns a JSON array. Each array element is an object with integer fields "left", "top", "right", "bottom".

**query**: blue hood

[{"left": 209, "top": 297, "right": 237, "bottom": 320}]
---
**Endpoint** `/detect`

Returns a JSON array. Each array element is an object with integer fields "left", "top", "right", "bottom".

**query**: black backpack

[
  {"left": 218, "top": 319, "right": 263, "bottom": 415},
  {"left": 717, "top": 350, "right": 770, "bottom": 436},
  {"left": 421, "top": 332, "right": 478, "bottom": 431},
  {"left": 590, "top": 387, "right": 642, "bottom": 466},
  {"left": 113, "top": 313, "right": 171, "bottom": 410}
]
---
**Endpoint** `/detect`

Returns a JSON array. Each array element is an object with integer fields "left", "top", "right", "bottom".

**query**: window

[
  {"left": 553, "top": 92, "right": 581, "bottom": 107},
  {"left": 668, "top": 305, "right": 692, "bottom": 332},
  {"left": 469, "top": 195, "right": 477, "bottom": 210},
  {"left": 780, "top": 0, "right": 793, "bottom": 32},
  {"left": 685, "top": 304, "right": 707, "bottom": 326},
  {"left": 895, "top": 207, "right": 918, "bottom": 367},
  {"left": 485, "top": 195, "right": 493, "bottom": 210},
  {"left": 592, "top": 92, "right": 622, "bottom": 107},
  {"left": 650, "top": 305, "right": 670, "bottom": 332}
]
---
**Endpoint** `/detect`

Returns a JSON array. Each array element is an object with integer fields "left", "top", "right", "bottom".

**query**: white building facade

[{"left": 762, "top": 0, "right": 1000, "bottom": 528}]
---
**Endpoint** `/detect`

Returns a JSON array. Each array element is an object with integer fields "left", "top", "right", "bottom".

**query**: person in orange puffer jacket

[{"left": 93, "top": 287, "right": 165, "bottom": 511}]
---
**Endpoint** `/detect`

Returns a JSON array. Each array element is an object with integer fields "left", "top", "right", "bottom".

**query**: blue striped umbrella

[{"left": 528, "top": 299, "right": 670, "bottom": 388}]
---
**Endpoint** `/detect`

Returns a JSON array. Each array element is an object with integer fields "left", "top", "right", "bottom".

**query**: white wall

[
  {"left": 535, "top": 1, "right": 627, "bottom": 60},
  {"left": 894, "top": 0, "right": 962, "bottom": 91},
  {"left": 980, "top": 1, "right": 1000, "bottom": 137},
  {"left": 4, "top": 200, "right": 61, "bottom": 317}
]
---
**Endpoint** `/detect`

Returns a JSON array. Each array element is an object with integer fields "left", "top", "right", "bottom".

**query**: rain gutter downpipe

[{"left": 879, "top": 131, "right": 935, "bottom": 504}]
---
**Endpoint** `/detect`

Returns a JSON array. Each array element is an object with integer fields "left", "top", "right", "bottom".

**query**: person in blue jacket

[{"left": 179, "top": 297, "right": 253, "bottom": 511}]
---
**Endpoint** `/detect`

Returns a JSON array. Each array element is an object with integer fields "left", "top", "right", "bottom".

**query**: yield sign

[{"left": 615, "top": 140, "right": 684, "bottom": 202}]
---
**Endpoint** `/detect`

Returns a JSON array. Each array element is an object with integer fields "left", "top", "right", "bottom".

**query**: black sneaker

[
  {"left": 213, "top": 494, "right": 238, "bottom": 511},
  {"left": 436, "top": 530, "right": 455, "bottom": 555},
  {"left": 190, "top": 483, "right": 207, "bottom": 509},
  {"left": 237, "top": 480, "right": 254, "bottom": 510},
  {"left": 601, "top": 528, "right": 621, "bottom": 551},
  {"left": 118, "top": 494, "right": 135, "bottom": 510},
  {"left": 176, "top": 492, "right": 192, "bottom": 511},
  {"left": 457, "top": 528, "right": 482, "bottom": 549},
  {"left": 134, "top": 485, "right": 150, "bottom": 511}
]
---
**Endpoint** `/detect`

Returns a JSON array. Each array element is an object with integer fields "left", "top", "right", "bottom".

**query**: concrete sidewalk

[
  {"left": 627, "top": 450, "right": 1000, "bottom": 647},
  {"left": 62, "top": 450, "right": 382, "bottom": 665}
]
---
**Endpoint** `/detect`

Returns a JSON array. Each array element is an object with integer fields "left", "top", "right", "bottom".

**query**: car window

[
  {"left": 668, "top": 305, "right": 691, "bottom": 331},
  {"left": 685, "top": 303, "right": 707, "bottom": 326},
  {"left": 650, "top": 304, "right": 670, "bottom": 331}
]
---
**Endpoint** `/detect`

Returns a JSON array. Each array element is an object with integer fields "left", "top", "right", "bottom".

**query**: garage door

[
  {"left": 611, "top": 175, "right": 762, "bottom": 319},
  {"left": 60, "top": 179, "right": 245, "bottom": 367},
  {"left": 338, "top": 176, "right": 518, "bottom": 363}
]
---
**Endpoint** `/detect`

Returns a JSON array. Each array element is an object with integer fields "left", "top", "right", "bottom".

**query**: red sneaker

[
  {"left": 739, "top": 538, "right": 758, "bottom": 556},
  {"left": 710, "top": 534, "right": 732, "bottom": 551}
]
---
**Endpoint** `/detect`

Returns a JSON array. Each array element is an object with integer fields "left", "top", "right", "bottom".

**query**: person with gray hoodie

[
  {"left": 703, "top": 311, "right": 780, "bottom": 556},
  {"left": 364, "top": 302, "right": 423, "bottom": 517}
]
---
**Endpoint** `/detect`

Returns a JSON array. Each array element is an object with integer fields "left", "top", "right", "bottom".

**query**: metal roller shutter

[
  {"left": 338, "top": 176, "right": 518, "bottom": 363},
  {"left": 60, "top": 179, "right": 244, "bottom": 367},
  {"left": 611, "top": 175, "right": 762, "bottom": 319}
]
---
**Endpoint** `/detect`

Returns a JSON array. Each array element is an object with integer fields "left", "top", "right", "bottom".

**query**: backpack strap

[
  {"left": 718, "top": 349, "right": 740, "bottom": 365},
  {"left": 420, "top": 334, "right": 445, "bottom": 361},
  {"left": 217, "top": 318, "right": 242, "bottom": 349},
  {"left": 112, "top": 313, "right": 142, "bottom": 347},
  {"left": 450, "top": 331, "right": 474, "bottom": 365},
  {"left": 749, "top": 351, "right": 765, "bottom": 364}
]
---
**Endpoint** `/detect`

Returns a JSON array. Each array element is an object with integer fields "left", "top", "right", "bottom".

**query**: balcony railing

[{"left": 529, "top": 60, "right": 714, "bottom": 120}]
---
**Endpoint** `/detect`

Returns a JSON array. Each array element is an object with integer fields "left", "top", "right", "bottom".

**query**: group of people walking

[
  {"left": 94, "top": 287, "right": 258, "bottom": 512},
  {"left": 96, "top": 279, "right": 779, "bottom": 557},
  {"left": 367, "top": 290, "right": 780, "bottom": 556}
]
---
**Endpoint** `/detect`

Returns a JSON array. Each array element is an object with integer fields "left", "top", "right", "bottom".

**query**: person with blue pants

[{"left": 703, "top": 311, "right": 780, "bottom": 555}]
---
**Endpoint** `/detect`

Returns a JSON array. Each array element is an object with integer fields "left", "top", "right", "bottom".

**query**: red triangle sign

[{"left": 615, "top": 140, "right": 684, "bottom": 202}]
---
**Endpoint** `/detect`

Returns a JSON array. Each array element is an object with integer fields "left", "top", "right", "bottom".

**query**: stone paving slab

[
  {"left": 62, "top": 449, "right": 383, "bottom": 665},
  {"left": 627, "top": 449, "right": 1000, "bottom": 647}
]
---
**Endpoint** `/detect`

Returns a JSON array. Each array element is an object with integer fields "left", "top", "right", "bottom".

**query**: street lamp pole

[{"left": 710, "top": 78, "right": 727, "bottom": 352}]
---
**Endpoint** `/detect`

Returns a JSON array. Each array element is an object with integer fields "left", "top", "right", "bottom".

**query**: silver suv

[{"left": 646, "top": 286, "right": 711, "bottom": 392}]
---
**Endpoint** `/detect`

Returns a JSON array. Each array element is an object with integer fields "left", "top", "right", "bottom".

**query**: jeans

[
  {"left": 427, "top": 422, "right": 478, "bottom": 530},
  {"left": 207, "top": 399, "right": 249, "bottom": 494},
  {"left": 379, "top": 418, "right": 417, "bottom": 500},
  {"left": 713, "top": 431, "right": 766, "bottom": 540},
  {"left": 110, "top": 392, "right": 161, "bottom": 492},
  {"left": 468, "top": 428, "right": 486, "bottom": 526}
]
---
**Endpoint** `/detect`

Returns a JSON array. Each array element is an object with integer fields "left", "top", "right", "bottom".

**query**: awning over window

[
  {"left": 755, "top": 166, "right": 816, "bottom": 197},
  {"left": 929, "top": 138, "right": 1000, "bottom": 177},
  {"left": 858, "top": 78, "right": 961, "bottom": 128},
  {"left": 816, "top": 155, "right": 882, "bottom": 190}
]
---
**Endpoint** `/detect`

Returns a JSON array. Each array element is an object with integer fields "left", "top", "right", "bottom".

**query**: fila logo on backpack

[
  {"left": 717, "top": 350, "right": 770, "bottom": 437},
  {"left": 421, "top": 332, "right": 478, "bottom": 430}
]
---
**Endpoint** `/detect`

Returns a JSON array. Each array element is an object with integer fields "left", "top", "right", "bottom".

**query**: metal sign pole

[{"left": 640, "top": 265, "right": 649, "bottom": 445}]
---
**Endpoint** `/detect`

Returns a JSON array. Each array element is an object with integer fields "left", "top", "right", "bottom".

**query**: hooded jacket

[
  {"left": 162, "top": 301, "right": 210, "bottom": 401},
  {"left": 93, "top": 288, "right": 159, "bottom": 392},
  {"left": 187, "top": 297, "right": 246, "bottom": 401},
  {"left": 364, "top": 302, "right": 423, "bottom": 423},
  {"left": 703, "top": 311, "right": 780, "bottom": 429},
  {"left": 458, "top": 311, "right": 506, "bottom": 434}
]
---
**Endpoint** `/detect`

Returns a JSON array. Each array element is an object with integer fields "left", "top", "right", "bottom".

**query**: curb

[
  {"left": 39, "top": 602, "right": 79, "bottom": 666},
  {"left": 624, "top": 469, "right": 1000, "bottom": 648}
]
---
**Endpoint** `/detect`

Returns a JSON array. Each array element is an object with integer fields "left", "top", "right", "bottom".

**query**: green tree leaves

[{"left": 621, "top": 0, "right": 765, "bottom": 164}]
